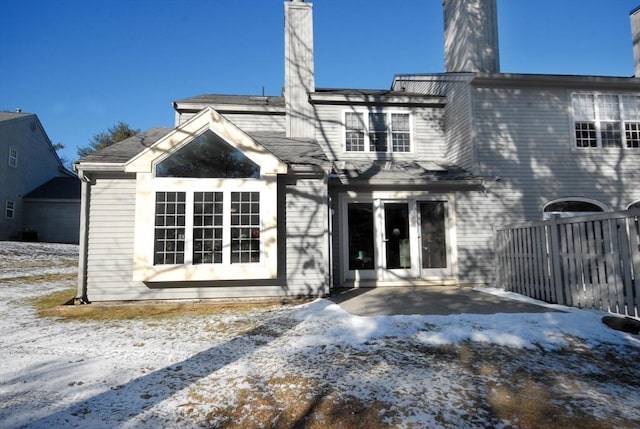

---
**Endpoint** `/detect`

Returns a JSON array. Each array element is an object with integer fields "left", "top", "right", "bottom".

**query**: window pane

[
  {"left": 622, "top": 95, "right": 640, "bottom": 121},
  {"left": 391, "top": 114, "right": 411, "bottom": 152},
  {"left": 625, "top": 122, "right": 640, "bottom": 148},
  {"left": 384, "top": 203, "right": 411, "bottom": 269},
  {"left": 368, "top": 113, "right": 387, "bottom": 152},
  {"left": 572, "top": 94, "right": 595, "bottom": 121},
  {"left": 192, "top": 192, "right": 223, "bottom": 264},
  {"left": 348, "top": 203, "right": 375, "bottom": 270},
  {"left": 230, "top": 192, "right": 260, "bottom": 263},
  {"left": 597, "top": 94, "right": 620, "bottom": 121},
  {"left": 544, "top": 201, "right": 604, "bottom": 212},
  {"left": 420, "top": 202, "right": 447, "bottom": 269},
  {"left": 575, "top": 122, "right": 597, "bottom": 148},
  {"left": 153, "top": 192, "right": 186, "bottom": 265},
  {"left": 345, "top": 112, "right": 365, "bottom": 152},
  {"left": 601, "top": 122, "right": 622, "bottom": 148},
  {"left": 155, "top": 130, "right": 260, "bottom": 178},
  {"left": 5, "top": 200, "right": 15, "bottom": 219}
]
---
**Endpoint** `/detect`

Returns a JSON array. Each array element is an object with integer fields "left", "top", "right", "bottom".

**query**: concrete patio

[{"left": 330, "top": 286, "right": 558, "bottom": 317}]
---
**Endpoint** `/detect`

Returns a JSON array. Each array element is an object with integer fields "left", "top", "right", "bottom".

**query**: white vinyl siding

[
  {"left": 285, "top": 178, "right": 330, "bottom": 294},
  {"left": 462, "top": 85, "right": 640, "bottom": 286},
  {"left": 178, "top": 112, "right": 285, "bottom": 133},
  {"left": 84, "top": 175, "right": 329, "bottom": 301}
]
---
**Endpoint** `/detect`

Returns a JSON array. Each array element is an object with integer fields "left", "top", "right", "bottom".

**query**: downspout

[
  {"left": 327, "top": 177, "right": 333, "bottom": 295},
  {"left": 75, "top": 168, "right": 91, "bottom": 304}
]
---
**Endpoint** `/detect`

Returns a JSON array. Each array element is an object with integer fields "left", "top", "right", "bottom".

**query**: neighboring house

[
  {"left": 0, "top": 111, "right": 79, "bottom": 243},
  {"left": 22, "top": 177, "right": 81, "bottom": 243},
  {"left": 74, "top": 0, "right": 640, "bottom": 302}
]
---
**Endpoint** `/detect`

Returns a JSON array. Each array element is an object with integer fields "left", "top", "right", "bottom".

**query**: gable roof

[
  {"left": 23, "top": 176, "right": 81, "bottom": 200},
  {"left": 76, "top": 110, "right": 329, "bottom": 173}
]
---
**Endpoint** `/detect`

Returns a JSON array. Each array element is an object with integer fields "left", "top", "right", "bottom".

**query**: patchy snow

[{"left": 1, "top": 241, "right": 639, "bottom": 428}]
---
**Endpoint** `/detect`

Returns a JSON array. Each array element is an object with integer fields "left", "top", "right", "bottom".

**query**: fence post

[{"left": 548, "top": 214, "right": 565, "bottom": 305}]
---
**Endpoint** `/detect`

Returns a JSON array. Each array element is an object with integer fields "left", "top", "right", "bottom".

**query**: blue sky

[{"left": 1, "top": 0, "right": 639, "bottom": 165}]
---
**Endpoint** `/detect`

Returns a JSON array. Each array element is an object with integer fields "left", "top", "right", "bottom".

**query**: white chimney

[
  {"left": 443, "top": 0, "right": 500, "bottom": 73},
  {"left": 631, "top": 7, "right": 640, "bottom": 77},
  {"left": 284, "top": 0, "right": 315, "bottom": 138}
]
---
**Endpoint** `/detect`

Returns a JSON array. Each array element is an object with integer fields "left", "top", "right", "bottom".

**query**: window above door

[{"left": 344, "top": 111, "right": 412, "bottom": 154}]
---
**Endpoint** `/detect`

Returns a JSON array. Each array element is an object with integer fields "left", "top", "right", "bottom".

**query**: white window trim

[
  {"left": 8, "top": 147, "right": 17, "bottom": 168},
  {"left": 338, "top": 190, "right": 458, "bottom": 284},
  {"left": 571, "top": 92, "right": 640, "bottom": 150},
  {"left": 133, "top": 175, "right": 279, "bottom": 282},
  {"left": 5, "top": 200, "right": 15, "bottom": 220},
  {"left": 542, "top": 197, "right": 609, "bottom": 219},
  {"left": 342, "top": 109, "right": 413, "bottom": 154},
  {"left": 626, "top": 200, "right": 640, "bottom": 210}
]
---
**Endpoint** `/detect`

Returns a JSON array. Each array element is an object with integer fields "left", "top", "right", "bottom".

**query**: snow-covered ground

[{"left": 1, "top": 241, "right": 639, "bottom": 428}]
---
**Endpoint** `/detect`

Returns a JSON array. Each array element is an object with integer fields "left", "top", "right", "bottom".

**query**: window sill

[{"left": 133, "top": 262, "right": 277, "bottom": 282}]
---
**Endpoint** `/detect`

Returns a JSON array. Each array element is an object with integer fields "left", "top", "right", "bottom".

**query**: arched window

[
  {"left": 627, "top": 201, "right": 640, "bottom": 210},
  {"left": 542, "top": 198, "right": 607, "bottom": 219}
]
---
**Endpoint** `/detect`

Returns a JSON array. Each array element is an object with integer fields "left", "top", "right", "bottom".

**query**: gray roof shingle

[
  {"left": 77, "top": 128, "right": 331, "bottom": 170},
  {"left": 78, "top": 128, "right": 173, "bottom": 164}
]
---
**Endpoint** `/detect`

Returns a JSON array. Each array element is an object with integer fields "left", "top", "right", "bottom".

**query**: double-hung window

[
  {"left": 8, "top": 148, "right": 17, "bottom": 168},
  {"left": 5, "top": 200, "right": 15, "bottom": 219},
  {"left": 572, "top": 93, "right": 640, "bottom": 149},
  {"left": 345, "top": 111, "right": 412, "bottom": 153}
]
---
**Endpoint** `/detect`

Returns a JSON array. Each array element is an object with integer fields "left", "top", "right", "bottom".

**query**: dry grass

[
  {"left": 32, "top": 287, "right": 299, "bottom": 322},
  {"left": 2, "top": 272, "right": 76, "bottom": 284},
  {"left": 186, "top": 376, "right": 392, "bottom": 429}
]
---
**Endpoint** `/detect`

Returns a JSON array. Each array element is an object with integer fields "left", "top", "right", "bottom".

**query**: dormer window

[
  {"left": 344, "top": 111, "right": 412, "bottom": 153},
  {"left": 572, "top": 93, "right": 640, "bottom": 149}
]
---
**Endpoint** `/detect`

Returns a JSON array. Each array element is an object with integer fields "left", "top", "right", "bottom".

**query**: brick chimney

[
  {"left": 631, "top": 6, "right": 640, "bottom": 77},
  {"left": 284, "top": 0, "right": 315, "bottom": 138},
  {"left": 443, "top": 0, "right": 500, "bottom": 73}
]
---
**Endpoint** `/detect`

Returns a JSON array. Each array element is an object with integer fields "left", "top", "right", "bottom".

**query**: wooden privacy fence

[{"left": 495, "top": 209, "right": 640, "bottom": 318}]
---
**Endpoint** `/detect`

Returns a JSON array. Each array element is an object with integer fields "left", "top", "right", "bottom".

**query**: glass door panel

[
  {"left": 383, "top": 203, "right": 411, "bottom": 269},
  {"left": 419, "top": 201, "right": 447, "bottom": 269},
  {"left": 347, "top": 203, "right": 375, "bottom": 270}
]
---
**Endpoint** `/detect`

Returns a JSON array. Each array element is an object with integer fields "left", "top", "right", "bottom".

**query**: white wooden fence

[{"left": 495, "top": 209, "right": 640, "bottom": 318}]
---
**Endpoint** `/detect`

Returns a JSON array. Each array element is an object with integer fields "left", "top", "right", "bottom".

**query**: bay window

[{"left": 131, "top": 115, "right": 285, "bottom": 283}]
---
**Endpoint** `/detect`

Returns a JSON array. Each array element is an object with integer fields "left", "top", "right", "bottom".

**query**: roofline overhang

[
  {"left": 470, "top": 73, "right": 640, "bottom": 90},
  {"left": 173, "top": 101, "right": 285, "bottom": 114},
  {"left": 328, "top": 176, "right": 484, "bottom": 188},
  {"left": 309, "top": 92, "right": 446, "bottom": 107},
  {"left": 75, "top": 162, "right": 126, "bottom": 173}
]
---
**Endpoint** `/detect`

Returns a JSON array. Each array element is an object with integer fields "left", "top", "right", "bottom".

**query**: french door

[{"left": 345, "top": 198, "right": 450, "bottom": 282}]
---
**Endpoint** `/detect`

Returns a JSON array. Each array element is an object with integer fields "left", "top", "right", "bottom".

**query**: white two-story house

[{"left": 74, "top": 0, "right": 640, "bottom": 302}]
